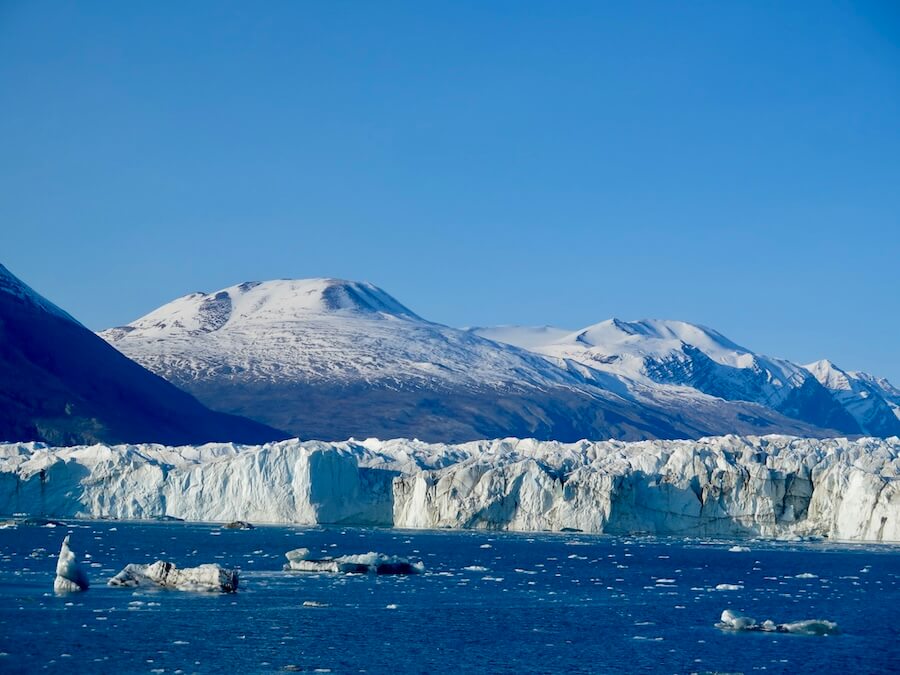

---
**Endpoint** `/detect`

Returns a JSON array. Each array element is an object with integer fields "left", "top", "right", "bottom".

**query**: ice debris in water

[
  {"left": 717, "top": 610, "right": 839, "bottom": 636},
  {"left": 284, "top": 548, "right": 424, "bottom": 575},
  {"left": 728, "top": 546, "right": 751, "bottom": 553},
  {"left": 108, "top": 561, "right": 238, "bottom": 592},
  {"left": 54, "top": 535, "right": 89, "bottom": 593},
  {"left": 223, "top": 521, "right": 255, "bottom": 530}
]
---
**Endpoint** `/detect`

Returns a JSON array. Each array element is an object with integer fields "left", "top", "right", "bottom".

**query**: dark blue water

[{"left": 0, "top": 522, "right": 897, "bottom": 674}]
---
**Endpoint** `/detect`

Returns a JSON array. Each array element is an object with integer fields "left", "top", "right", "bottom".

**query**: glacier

[{"left": 0, "top": 435, "right": 898, "bottom": 542}]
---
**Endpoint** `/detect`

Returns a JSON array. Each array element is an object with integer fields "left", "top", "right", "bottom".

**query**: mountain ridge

[
  {"left": 97, "top": 277, "right": 896, "bottom": 442},
  {"left": 0, "top": 264, "right": 289, "bottom": 446}
]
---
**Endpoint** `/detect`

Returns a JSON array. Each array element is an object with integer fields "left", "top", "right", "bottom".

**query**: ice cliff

[{"left": 0, "top": 435, "right": 897, "bottom": 541}]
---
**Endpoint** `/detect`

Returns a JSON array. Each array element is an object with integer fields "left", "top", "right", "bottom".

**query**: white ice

[
  {"left": 108, "top": 561, "right": 238, "bottom": 592},
  {"left": 717, "top": 609, "right": 839, "bottom": 635},
  {"left": 54, "top": 535, "right": 89, "bottom": 593},
  {"left": 2, "top": 434, "right": 899, "bottom": 541},
  {"left": 284, "top": 550, "right": 424, "bottom": 575}
]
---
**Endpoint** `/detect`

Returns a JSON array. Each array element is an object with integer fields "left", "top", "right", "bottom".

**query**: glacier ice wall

[
  {"left": 0, "top": 435, "right": 897, "bottom": 541},
  {"left": 0, "top": 442, "right": 393, "bottom": 526}
]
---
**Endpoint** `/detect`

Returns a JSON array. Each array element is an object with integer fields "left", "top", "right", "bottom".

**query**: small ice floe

[
  {"left": 302, "top": 601, "right": 329, "bottom": 608},
  {"left": 728, "top": 546, "right": 751, "bottom": 553},
  {"left": 223, "top": 521, "right": 255, "bottom": 530},
  {"left": 21, "top": 517, "right": 65, "bottom": 527},
  {"left": 283, "top": 548, "right": 424, "bottom": 575},
  {"left": 463, "top": 565, "right": 488, "bottom": 572},
  {"left": 716, "top": 610, "right": 839, "bottom": 636},
  {"left": 108, "top": 561, "right": 238, "bottom": 592},
  {"left": 715, "top": 584, "right": 743, "bottom": 591},
  {"left": 795, "top": 572, "right": 818, "bottom": 579},
  {"left": 54, "top": 536, "right": 89, "bottom": 593}
]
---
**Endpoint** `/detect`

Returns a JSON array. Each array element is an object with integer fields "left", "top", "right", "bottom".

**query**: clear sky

[{"left": 1, "top": 1, "right": 899, "bottom": 381}]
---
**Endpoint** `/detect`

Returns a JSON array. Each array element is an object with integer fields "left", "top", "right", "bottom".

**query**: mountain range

[
  {"left": 2, "top": 261, "right": 896, "bottom": 446},
  {"left": 97, "top": 276, "right": 900, "bottom": 442}
]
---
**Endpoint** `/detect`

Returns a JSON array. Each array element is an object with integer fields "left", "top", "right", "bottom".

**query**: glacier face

[{"left": 1, "top": 436, "right": 898, "bottom": 542}]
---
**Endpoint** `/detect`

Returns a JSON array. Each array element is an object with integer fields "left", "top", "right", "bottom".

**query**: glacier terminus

[{"left": 2, "top": 435, "right": 897, "bottom": 542}]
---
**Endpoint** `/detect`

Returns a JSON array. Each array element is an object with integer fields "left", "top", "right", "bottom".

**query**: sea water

[{"left": 0, "top": 522, "right": 897, "bottom": 673}]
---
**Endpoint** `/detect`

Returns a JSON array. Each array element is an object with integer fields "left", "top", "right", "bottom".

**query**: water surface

[{"left": 0, "top": 522, "right": 897, "bottom": 673}]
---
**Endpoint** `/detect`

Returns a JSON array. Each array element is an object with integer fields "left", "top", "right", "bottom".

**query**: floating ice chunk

[
  {"left": 463, "top": 565, "right": 488, "bottom": 572},
  {"left": 108, "top": 561, "right": 238, "bottom": 592},
  {"left": 284, "top": 551, "right": 423, "bottom": 575},
  {"left": 718, "top": 610, "right": 756, "bottom": 630},
  {"left": 285, "top": 548, "right": 313, "bottom": 563},
  {"left": 779, "top": 619, "right": 840, "bottom": 635},
  {"left": 54, "top": 536, "right": 89, "bottom": 593},
  {"left": 223, "top": 521, "right": 255, "bottom": 530},
  {"left": 795, "top": 572, "right": 818, "bottom": 579},
  {"left": 728, "top": 546, "right": 751, "bottom": 553},
  {"left": 716, "top": 583, "right": 741, "bottom": 591},
  {"left": 717, "top": 610, "right": 839, "bottom": 635}
]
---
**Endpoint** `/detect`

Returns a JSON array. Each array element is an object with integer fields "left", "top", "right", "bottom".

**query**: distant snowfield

[{"left": 2, "top": 435, "right": 898, "bottom": 542}]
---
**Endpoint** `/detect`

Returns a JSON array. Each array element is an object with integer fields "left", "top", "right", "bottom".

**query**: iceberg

[
  {"left": 223, "top": 520, "right": 255, "bottom": 530},
  {"left": 53, "top": 535, "right": 89, "bottom": 593},
  {"left": 1, "top": 435, "right": 898, "bottom": 541},
  {"left": 284, "top": 549, "right": 424, "bottom": 575},
  {"left": 717, "top": 609, "right": 839, "bottom": 635},
  {"left": 108, "top": 561, "right": 238, "bottom": 592}
]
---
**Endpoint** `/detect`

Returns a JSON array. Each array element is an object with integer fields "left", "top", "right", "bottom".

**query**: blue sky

[{"left": 1, "top": 1, "right": 898, "bottom": 381}]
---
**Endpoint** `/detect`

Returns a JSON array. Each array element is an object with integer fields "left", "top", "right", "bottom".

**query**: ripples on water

[{"left": 0, "top": 522, "right": 897, "bottom": 673}]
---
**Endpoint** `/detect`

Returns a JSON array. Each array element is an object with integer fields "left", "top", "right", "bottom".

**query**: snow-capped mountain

[
  {"left": 804, "top": 359, "right": 900, "bottom": 436},
  {"left": 471, "top": 319, "right": 900, "bottom": 437},
  {"left": 100, "top": 279, "right": 686, "bottom": 441},
  {"left": 101, "top": 278, "right": 844, "bottom": 442},
  {"left": 0, "top": 264, "right": 286, "bottom": 446}
]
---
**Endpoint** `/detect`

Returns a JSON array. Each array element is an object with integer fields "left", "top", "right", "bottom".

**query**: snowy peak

[
  {"left": 0, "top": 263, "right": 79, "bottom": 325},
  {"left": 803, "top": 359, "right": 900, "bottom": 430},
  {"left": 104, "top": 278, "right": 421, "bottom": 340},
  {"left": 804, "top": 359, "right": 853, "bottom": 391},
  {"left": 474, "top": 318, "right": 863, "bottom": 433},
  {"left": 804, "top": 359, "right": 900, "bottom": 401},
  {"left": 554, "top": 319, "right": 752, "bottom": 365},
  {"left": 475, "top": 318, "right": 753, "bottom": 366}
]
